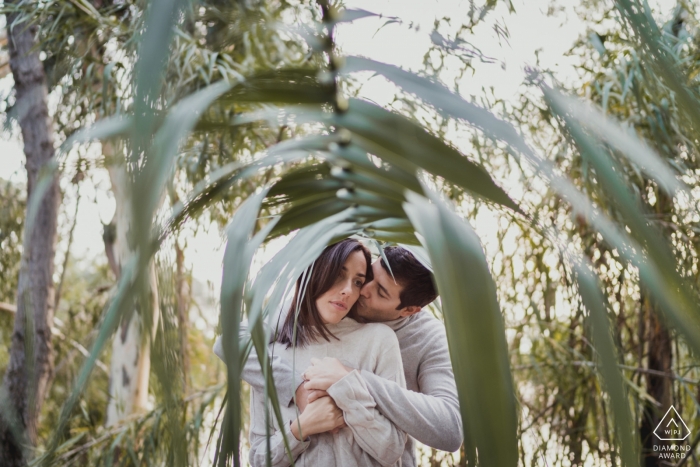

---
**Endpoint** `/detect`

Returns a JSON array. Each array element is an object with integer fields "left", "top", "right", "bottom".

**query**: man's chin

[
  {"left": 357, "top": 307, "right": 383, "bottom": 323},
  {"left": 355, "top": 303, "right": 372, "bottom": 320}
]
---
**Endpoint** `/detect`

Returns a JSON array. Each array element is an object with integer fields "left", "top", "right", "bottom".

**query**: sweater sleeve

[
  {"left": 327, "top": 328, "right": 407, "bottom": 466},
  {"left": 248, "top": 389, "right": 310, "bottom": 467},
  {"left": 213, "top": 321, "right": 304, "bottom": 406},
  {"left": 359, "top": 324, "right": 463, "bottom": 452}
]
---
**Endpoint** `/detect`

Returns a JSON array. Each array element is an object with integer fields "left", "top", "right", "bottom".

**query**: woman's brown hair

[{"left": 277, "top": 238, "right": 373, "bottom": 348}]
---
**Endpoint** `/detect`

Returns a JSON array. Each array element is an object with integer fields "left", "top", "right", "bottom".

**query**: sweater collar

[{"left": 383, "top": 311, "right": 423, "bottom": 332}]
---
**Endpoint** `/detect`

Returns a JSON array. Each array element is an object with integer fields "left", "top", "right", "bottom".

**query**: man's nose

[{"left": 360, "top": 281, "right": 372, "bottom": 298}]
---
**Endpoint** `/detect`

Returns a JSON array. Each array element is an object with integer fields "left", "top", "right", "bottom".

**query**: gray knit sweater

[
  {"left": 214, "top": 311, "right": 462, "bottom": 467},
  {"left": 246, "top": 318, "right": 406, "bottom": 467}
]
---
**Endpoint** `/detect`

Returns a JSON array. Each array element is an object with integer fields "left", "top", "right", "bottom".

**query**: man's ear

[{"left": 398, "top": 306, "right": 421, "bottom": 318}]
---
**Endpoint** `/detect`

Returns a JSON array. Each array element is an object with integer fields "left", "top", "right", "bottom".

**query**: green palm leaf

[
  {"left": 219, "top": 189, "right": 270, "bottom": 467},
  {"left": 572, "top": 257, "right": 639, "bottom": 467},
  {"left": 404, "top": 190, "right": 518, "bottom": 467}
]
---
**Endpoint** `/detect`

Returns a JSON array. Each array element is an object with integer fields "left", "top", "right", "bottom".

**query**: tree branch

[{"left": 0, "top": 302, "right": 16, "bottom": 315}]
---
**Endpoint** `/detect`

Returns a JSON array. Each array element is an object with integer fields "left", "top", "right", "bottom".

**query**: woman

[{"left": 249, "top": 238, "right": 407, "bottom": 467}]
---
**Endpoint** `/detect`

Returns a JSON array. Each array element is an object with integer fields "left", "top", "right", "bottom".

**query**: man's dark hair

[
  {"left": 277, "top": 239, "right": 373, "bottom": 348},
  {"left": 380, "top": 246, "right": 437, "bottom": 310}
]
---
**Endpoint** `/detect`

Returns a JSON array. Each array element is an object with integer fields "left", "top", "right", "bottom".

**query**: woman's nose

[{"left": 340, "top": 279, "right": 353, "bottom": 295}]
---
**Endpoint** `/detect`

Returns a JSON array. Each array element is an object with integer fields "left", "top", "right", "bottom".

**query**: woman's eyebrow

[{"left": 342, "top": 266, "right": 366, "bottom": 278}]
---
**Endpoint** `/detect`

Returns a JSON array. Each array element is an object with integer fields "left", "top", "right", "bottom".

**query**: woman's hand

[
  {"left": 303, "top": 357, "right": 351, "bottom": 391},
  {"left": 290, "top": 395, "right": 345, "bottom": 440}
]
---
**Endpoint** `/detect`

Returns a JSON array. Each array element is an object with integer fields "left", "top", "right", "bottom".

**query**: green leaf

[
  {"left": 270, "top": 198, "right": 349, "bottom": 238},
  {"left": 343, "top": 56, "right": 534, "bottom": 169},
  {"left": 131, "top": 0, "right": 189, "bottom": 153},
  {"left": 572, "top": 258, "right": 639, "bottom": 467},
  {"left": 614, "top": 0, "right": 700, "bottom": 134},
  {"left": 60, "top": 115, "right": 132, "bottom": 151},
  {"left": 544, "top": 88, "right": 686, "bottom": 197},
  {"left": 337, "top": 98, "right": 521, "bottom": 213},
  {"left": 336, "top": 187, "right": 405, "bottom": 215},
  {"left": 404, "top": 190, "right": 518, "bottom": 467},
  {"left": 219, "top": 68, "right": 333, "bottom": 105},
  {"left": 362, "top": 218, "right": 414, "bottom": 233},
  {"left": 219, "top": 188, "right": 270, "bottom": 467},
  {"left": 329, "top": 142, "right": 424, "bottom": 195},
  {"left": 217, "top": 100, "right": 517, "bottom": 212},
  {"left": 135, "top": 80, "right": 232, "bottom": 231},
  {"left": 332, "top": 8, "right": 377, "bottom": 25}
]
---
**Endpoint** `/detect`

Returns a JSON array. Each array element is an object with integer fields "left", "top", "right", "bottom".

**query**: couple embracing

[{"left": 215, "top": 238, "right": 462, "bottom": 466}]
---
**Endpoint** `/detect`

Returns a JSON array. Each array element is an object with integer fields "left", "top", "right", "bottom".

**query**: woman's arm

[
  {"left": 213, "top": 322, "right": 304, "bottom": 406},
  {"left": 249, "top": 391, "right": 345, "bottom": 467},
  {"left": 248, "top": 390, "right": 309, "bottom": 467},
  {"left": 325, "top": 329, "right": 407, "bottom": 466}
]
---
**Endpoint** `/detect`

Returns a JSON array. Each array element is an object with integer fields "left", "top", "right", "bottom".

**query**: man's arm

[
  {"left": 306, "top": 325, "right": 463, "bottom": 451},
  {"left": 359, "top": 331, "right": 463, "bottom": 452},
  {"left": 213, "top": 321, "right": 304, "bottom": 406},
  {"left": 322, "top": 329, "right": 408, "bottom": 467}
]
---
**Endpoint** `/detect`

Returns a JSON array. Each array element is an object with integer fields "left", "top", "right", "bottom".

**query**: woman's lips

[{"left": 330, "top": 301, "right": 347, "bottom": 311}]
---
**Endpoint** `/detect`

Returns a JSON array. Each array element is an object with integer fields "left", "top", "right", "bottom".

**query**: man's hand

[
  {"left": 290, "top": 395, "right": 345, "bottom": 440},
  {"left": 303, "top": 357, "right": 352, "bottom": 391},
  {"left": 305, "top": 390, "right": 346, "bottom": 433},
  {"left": 307, "top": 389, "right": 328, "bottom": 404}
]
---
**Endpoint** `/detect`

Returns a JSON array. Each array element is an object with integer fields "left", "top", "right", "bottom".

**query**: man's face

[{"left": 356, "top": 259, "right": 420, "bottom": 322}]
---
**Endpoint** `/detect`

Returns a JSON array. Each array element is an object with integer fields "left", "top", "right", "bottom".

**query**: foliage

[
  {"left": 0, "top": 178, "right": 24, "bottom": 305},
  {"left": 473, "top": 2, "right": 700, "bottom": 464},
  {"left": 5, "top": 0, "right": 700, "bottom": 466},
  {"left": 0, "top": 178, "right": 24, "bottom": 374}
]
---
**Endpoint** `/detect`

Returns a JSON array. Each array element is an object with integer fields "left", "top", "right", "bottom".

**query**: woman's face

[{"left": 315, "top": 250, "right": 368, "bottom": 324}]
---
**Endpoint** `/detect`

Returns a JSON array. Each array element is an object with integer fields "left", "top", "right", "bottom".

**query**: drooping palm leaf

[
  {"left": 404, "top": 189, "right": 518, "bottom": 467},
  {"left": 572, "top": 257, "right": 640, "bottom": 467}
]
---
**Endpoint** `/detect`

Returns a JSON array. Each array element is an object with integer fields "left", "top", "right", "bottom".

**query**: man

[{"left": 215, "top": 246, "right": 462, "bottom": 466}]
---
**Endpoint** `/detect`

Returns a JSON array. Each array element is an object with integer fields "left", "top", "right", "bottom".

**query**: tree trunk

[
  {"left": 0, "top": 5, "right": 60, "bottom": 466},
  {"left": 638, "top": 186, "right": 675, "bottom": 467},
  {"left": 104, "top": 159, "right": 159, "bottom": 426},
  {"left": 639, "top": 296, "right": 673, "bottom": 467}
]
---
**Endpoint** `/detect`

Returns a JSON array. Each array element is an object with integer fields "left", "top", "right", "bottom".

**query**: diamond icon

[{"left": 654, "top": 406, "right": 691, "bottom": 441}]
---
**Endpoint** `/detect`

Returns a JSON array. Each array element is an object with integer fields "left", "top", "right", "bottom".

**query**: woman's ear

[{"left": 398, "top": 306, "right": 421, "bottom": 318}]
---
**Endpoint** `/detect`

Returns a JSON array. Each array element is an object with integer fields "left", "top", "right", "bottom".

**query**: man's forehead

[{"left": 372, "top": 260, "right": 401, "bottom": 289}]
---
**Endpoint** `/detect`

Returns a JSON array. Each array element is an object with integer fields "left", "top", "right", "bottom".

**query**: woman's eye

[{"left": 354, "top": 280, "right": 364, "bottom": 287}]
